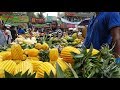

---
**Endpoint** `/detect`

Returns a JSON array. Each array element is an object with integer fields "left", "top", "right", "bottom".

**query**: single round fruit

[
  {"left": 35, "top": 43, "right": 42, "bottom": 50},
  {"left": 41, "top": 43, "right": 49, "bottom": 50},
  {"left": 27, "top": 48, "right": 39, "bottom": 57}
]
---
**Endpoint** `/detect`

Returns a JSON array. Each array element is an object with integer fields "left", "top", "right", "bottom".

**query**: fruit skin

[
  {"left": 0, "top": 51, "right": 11, "bottom": 60},
  {"left": 72, "top": 33, "right": 77, "bottom": 39},
  {"left": 23, "top": 54, "right": 27, "bottom": 60},
  {"left": 35, "top": 43, "right": 42, "bottom": 50},
  {"left": 6, "top": 48, "right": 11, "bottom": 51},
  {"left": 14, "top": 60, "right": 22, "bottom": 64},
  {"left": 27, "top": 48, "right": 39, "bottom": 57},
  {"left": 74, "top": 38, "right": 82, "bottom": 44},
  {"left": 41, "top": 43, "right": 49, "bottom": 50},
  {"left": 60, "top": 46, "right": 80, "bottom": 64},
  {"left": 49, "top": 48, "right": 59, "bottom": 61},
  {"left": 54, "top": 58, "right": 68, "bottom": 72},
  {"left": 87, "top": 49, "right": 99, "bottom": 56},
  {"left": 72, "top": 41, "right": 78, "bottom": 46},
  {"left": 26, "top": 57, "right": 39, "bottom": 61},
  {"left": 0, "top": 56, "right": 2, "bottom": 62},
  {"left": 14, "top": 61, "right": 33, "bottom": 75},
  {"left": 66, "top": 36, "right": 74, "bottom": 42},
  {"left": 36, "top": 62, "right": 56, "bottom": 78},
  {"left": 11, "top": 44, "right": 23, "bottom": 60},
  {"left": 0, "top": 60, "right": 16, "bottom": 75},
  {"left": 29, "top": 60, "right": 43, "bottom": 72},
  {"left": 0, "top": 69, "right": 5, "bottom": 78}
]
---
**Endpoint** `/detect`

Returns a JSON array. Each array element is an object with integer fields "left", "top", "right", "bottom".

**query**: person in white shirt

[
  {"left": 3, "top": 26, "right": 12, "bottom": 44},
  {"left": 0, "top": 24, "right": 7, "bottom": 46}
]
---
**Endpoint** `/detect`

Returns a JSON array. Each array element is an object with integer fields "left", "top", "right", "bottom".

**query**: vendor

[
  {"left": 50, "top": 21, "right": 63, "bottom": 38},
  {"left": 83, "top": 12, "right": 120, "bottom": 63}
]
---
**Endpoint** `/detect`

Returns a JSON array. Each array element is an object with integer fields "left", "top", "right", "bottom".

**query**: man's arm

[{"left": 111, "top": 27, "right": 120, "bottom": 58}]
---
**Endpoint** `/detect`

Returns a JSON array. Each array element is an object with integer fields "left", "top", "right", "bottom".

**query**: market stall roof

[
  {"left": 78, "top": 18, "right": 90, "bottom": 25},
  {"left": 60, "top": 17, "right": 81, "bottom": 25},
  {"left": 5, "top": 24, "right": 11, "bottom": 27}
]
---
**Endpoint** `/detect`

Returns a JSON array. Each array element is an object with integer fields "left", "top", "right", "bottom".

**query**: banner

[
  {"left": 1, "top": 15, "right": 29, "bottom": 23},
  {"left": 31, "top": 18, "right": 45, "bottom": 24}
]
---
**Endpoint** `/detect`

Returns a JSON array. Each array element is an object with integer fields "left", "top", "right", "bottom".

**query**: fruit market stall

[{"left": 0, "top": 30, "right": 120, "bottom": 78}]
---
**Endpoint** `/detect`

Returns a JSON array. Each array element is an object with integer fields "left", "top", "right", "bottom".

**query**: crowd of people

[{"left": 0, "top": 20, "right": 87, "bottom": 47}]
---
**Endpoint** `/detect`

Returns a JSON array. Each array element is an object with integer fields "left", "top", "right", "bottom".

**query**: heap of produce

[{"left": 0, "top": 31, "right": 119, "bottom": 78}]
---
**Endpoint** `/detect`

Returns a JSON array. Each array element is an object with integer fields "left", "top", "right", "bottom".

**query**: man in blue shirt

[
  {"left": 83, "top": 12, "right": 120, "bottom": 62},
  {"left": 18, "top": 27, "right": 25, "bottom": 35}
]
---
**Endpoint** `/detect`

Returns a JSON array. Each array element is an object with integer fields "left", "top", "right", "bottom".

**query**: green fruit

[
  {"left": 72, "top": 33, "right": 77, "bottom": 39},
  {"left": 67, "top": 37, "right": 74, "bottom": 42}
]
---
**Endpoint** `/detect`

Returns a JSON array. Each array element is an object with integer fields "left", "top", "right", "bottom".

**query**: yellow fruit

[
  {"left": 49, "top": 48, "right": 59, "bottom": 61},
  {"left": 41, "top": 43, "right": 49, "bottom": 50},
  {"left": 14, "top": 61, "right": 33, "bottom": 75},
  {"left": 29, "top": 61, "right": 43, "bottom": 72},
  {"left": 0, "top": 69, "right": 5, "bottom": 78},
  {"left": 0, "top": 51, "right": 11, "bottom": 60},
  {"left": 11, "top": 44, "right": 23, "bottom": 60},
  {"left": 23, "top": 54, "right": 27, "bottom": 60},
  {"left": 35, "top": 43, "right": 42, "bottom": 50},
  {"left": 0, "top": 60, "right": 16, "bottom": 75},
  {"left": 0, "top": 56, "right": 2, "bottom": 62},
  {"left": 87, "top": 49, "right": 99, "bottom": 56},
  {"left": 26, "top": 57, "right": 39, "bottom": 61},
  {"left": 74, "top": 38, "right": 81, "bottom": 43},
  {"left": 72, "top": 41, "right": 78, "bottom": 45},
  {"left": 6, "top": 48, "right": 11, "bottom": 51},
  {"left": 14, "top": 60, "right": 21, "bottom": 64},
  {"left": 36, "top": 62, "right": 56, "bottom": 78},
  {"left": 54, "top": 58, "right": 68, "bottom": 72},
  {"left": 27, "top": 48, "right": 39, "bottom": 57},
  {"left": 23, "top": 49, "right": 29, "bottom": 55},
  {"left": 60, "top": 46, "right": 80, "bottom": 64},
  {"left": 72, "top": 33, "right": 77, "bottom": 39}
]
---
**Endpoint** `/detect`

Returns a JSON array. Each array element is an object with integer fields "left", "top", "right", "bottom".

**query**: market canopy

[
  {"left": 60, "top": 17, "right": 81, "bottom": 25},
  {"left": 78, "top": 18, "right": 90, "bottom": 25}
]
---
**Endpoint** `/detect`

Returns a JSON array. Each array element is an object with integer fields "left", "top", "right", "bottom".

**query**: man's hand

[{"left": 111, "top": 27, "right": 120, "bottom": 58}]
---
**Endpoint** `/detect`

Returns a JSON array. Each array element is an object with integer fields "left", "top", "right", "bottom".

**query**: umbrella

[{"left": 79, "top": 18, "right": 90, "bottom": 25}]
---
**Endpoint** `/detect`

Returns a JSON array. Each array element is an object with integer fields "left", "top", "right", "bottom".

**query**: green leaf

[
  {"left": 73, "top": 54, "right": 84, "bottom": 59},
  {"left": 14, "top": 72, "right": 22, "bottom": 78},
  {"left": 44, "top": 72, "right": 50, "bottom": 78},
  {"left": 74, "top": 62, "right": 81, "bottom": 69},
  {"left": 49, "top": 70, "right": 55, "bottom": 78},
  {"left": 5, "top": 71, "right": 14, "bottom": 78},
  {"left": 56, "top": 62, "right": 65, "bottom": 78},
  {"left": 30, "top": 73, "right": 36, "bottom": 78},
  {"left": 87, "top": 44, "right": 93, "bottom": 56},
  {"left": 87, "top": 68, "right": 96, "bottom": 78},
  {"left": 27, "top": 73, "right": 32, "bottom": 78},
  {"left": 66, "top": 63, "right": 79, "bottom": 78},
  {"left": 22, "top": 70, "right": 29, "bottom": 78}
]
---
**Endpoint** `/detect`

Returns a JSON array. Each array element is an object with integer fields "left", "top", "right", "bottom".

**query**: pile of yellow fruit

[
  {"left": 0, "top": 43, "right": 74, "bottom": 78},
  {"left": 0, "top": 40, "right": 99, "bottom": 78}
]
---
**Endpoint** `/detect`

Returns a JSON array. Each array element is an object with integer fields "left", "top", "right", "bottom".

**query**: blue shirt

[
  {"left": 18, "top": 29, "right": 25, "bottom": 35},
  {"left": 83, "top": 12, "right": 120, "bottom": 50}
]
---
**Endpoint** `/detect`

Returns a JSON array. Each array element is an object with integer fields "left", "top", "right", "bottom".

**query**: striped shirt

[{"left": 51, "top": 28, "right": 63, "bottom": 38}]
